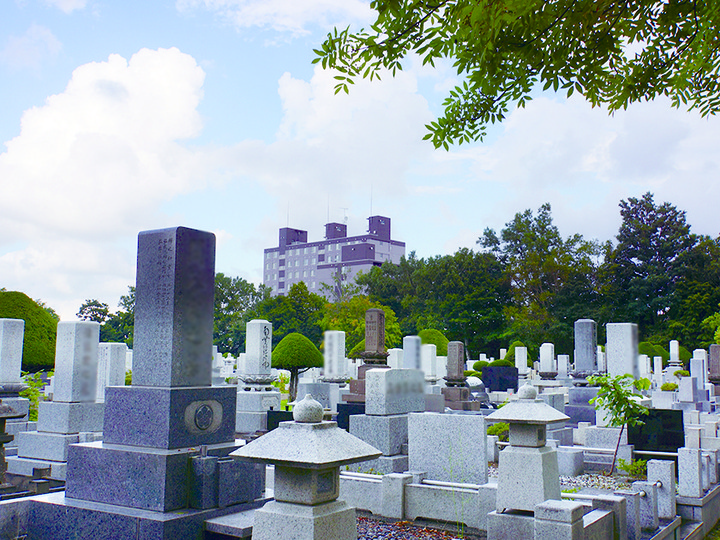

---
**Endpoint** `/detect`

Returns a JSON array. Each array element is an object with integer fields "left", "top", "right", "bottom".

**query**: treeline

[{"left": 78, "top": 192, "right": 720, "bottom": 361}]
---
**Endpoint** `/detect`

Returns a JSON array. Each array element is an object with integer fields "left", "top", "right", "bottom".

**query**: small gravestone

[
  {"left": 402, "top": 335, "right": 421, "bottom": 370},
  {"left": 573, "top": 319, "right": 597, "bottom": 375},
  {"left": 96, "top": 342, "right": 127, "bottom": 403},
  {"left": 515, "top": 346, "right": 528, "bottom": 378},
  {"left": 606, "top": 323, "right": 639, "bottom": 379},
  {"left": 236, "top": 319, "right": 281, "bottom": 433},
  {"left": 709, "top": 344, "right": 720, "bottom": 385},
  {"left": 0, "top": 319, "right": 34, "bottom": 452},
  {"left": 443, "top": 341, "right": 480, "bottom": 410},
  {"left": 539, "top": 343, "right": 557, "bottom": 380},
  {"left": 342, "top": 309, "right": 390, "bottom": 407}
]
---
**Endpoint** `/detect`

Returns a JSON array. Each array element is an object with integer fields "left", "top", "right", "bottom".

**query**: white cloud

[
  {"left": 42, "top": 0, "right": 87, "bottom": 13},
  {"left": 0, "top": 24, "right": 61, "bottom": 70},
  {"left": 0, "top": 47, "right": 210, "bottom": 318},
  {"left": 176, "top": 0, "right": 373, "bottom": 36}
]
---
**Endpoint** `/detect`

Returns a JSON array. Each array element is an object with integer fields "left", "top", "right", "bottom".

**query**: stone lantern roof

[
  {"left": 232, "top": 395, "right": 381, "bottom": 469},
  {"left": 486, "top": 384, "right": 569, "bottom": 425}
]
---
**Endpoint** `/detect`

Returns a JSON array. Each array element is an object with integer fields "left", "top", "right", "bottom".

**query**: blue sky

[{"left": 2, "top": 0, "right": 720, "bottom": 320}]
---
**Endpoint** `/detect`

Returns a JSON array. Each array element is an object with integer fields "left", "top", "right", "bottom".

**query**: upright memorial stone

[
  {"left": 8, "top": 321, "right": 103, "bottom": 480},
  {"left": 443, "top": 342, "right": 480, "bottom": 410},
  {"left": 323, "top": 331, "right": 347, "bottom": 383},
  {"left": 236, "top": 320, "right": 281, "bottom": 433},
  {"left": 515, "top": 346, "right": 528, "bottom": 379},
  {"left": 421, "top": 344, "right": 439, "bottom": 383},
  {"left": 342, "top": 309, "right": 389, "bottom": 405},
  {"left": 0, "top": 319, "right": 34, "bottom": 451},
  {"left": 709, "top": 344, "right": 720, "bottom": 389},
  {"left": 573, "top": 319, "right": 597, "bottom": 381},
  {"left": 402, "top": 336, "right": 422, "bottom": 370},
  {"left": 668, "top": 340, "right": 684, "bottom": 372},
  {"left": 539, "top": 343, "right": 557, "bottom": 380},
  {"left": 31, "top": 227, "right": 265, "bottom": 539},
  {"left": 606, "top": 323, "right": 639, "bottom": 379},
  {"left": 96, "top": 343, "right": 127, "bottom": 403}
]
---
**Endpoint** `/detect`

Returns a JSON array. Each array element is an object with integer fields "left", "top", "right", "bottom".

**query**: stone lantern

[
  {"left": 232, "top": 394, "right": 381, "bottom": 540},
  {"left": 486, "top": 383, "right": 569, "bottom": 513}
]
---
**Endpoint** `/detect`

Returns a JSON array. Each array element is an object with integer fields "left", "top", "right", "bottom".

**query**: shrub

[
  {"left": 418, "top": 329, "right": 449, "bottom": 356},
  {"left": 472, "top": 360, "right": 489, "bottom": 373},
  {"left": 20, "top": 370, "right": 52, "bottom": 421},
  {"left": 0, "top": 291, "right": 58, "bottom": 371},
  {"left": 674, "top": 369, "right": 690, "bottom": 378},
  {"left": 272, "top": 333, "right": 323, "bottom": 402},
  {"left": 487, "top": 422, "right": 509, "bottom": 442},
  {"left": 125, "top": 370, "right": 132, "bottom": 385},
  {"left": 348, "top": 339, "right": 365, "bottom": 359},
  {"left": 490, "top": 359, "right": 514, "bottom": 367},
  {"left": 617, "top": 458, "right": 647, "bottom": 479},
  {"left": 502, "top": 341, "right": 525, "bottom": 363},
  {"left": 660, "top": 382, "right": 678, "bottom": 391}
]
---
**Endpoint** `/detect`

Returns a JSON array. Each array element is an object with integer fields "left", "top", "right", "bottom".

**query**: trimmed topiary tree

[
  {"left": 502, "top": 341, "right": 525, "bottom": 363},
  {"left": 418, "top": 329, "right": 449, "bottom": 356},
  {"left": 272, "top": 332, "right": 324, "bottom": 402},
  {"left": 490, "top": 359, "right": 514, "bottom": 367},
  {"left": 0, "top": 291, "right": 58, "bottom": 371},
  {"left": 472, "top": 360, "right": 489, "bottom": 373}
]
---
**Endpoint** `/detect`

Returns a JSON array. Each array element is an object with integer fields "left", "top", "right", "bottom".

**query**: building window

[
  {"left": 303, "top": 270, "right": 307, "bottom": 277},
  {"left": 295, "top": 271, "right": 299, "bottom": 278},
  {"left": 312, "top": 247, "right": 317, "bottom": 253},
  {"left": 311, "top": 282, "right": 316, "bottom": 289},
  {"left": 304, "top": 259, "right": 309, "bottom": 266},
  {"left": 311, "top": 257, "right": 316, "bottom": 264},
  {"left": 310, "top": 270, "right": 315, "bottom": 277},
  {"left": 272, "top": 262, "right": 276, "bottom": 269}
]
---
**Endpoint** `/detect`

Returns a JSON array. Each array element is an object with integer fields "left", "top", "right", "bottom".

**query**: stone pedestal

[{"left": 236, "top": 386, "right": 283, "bottom": 433}]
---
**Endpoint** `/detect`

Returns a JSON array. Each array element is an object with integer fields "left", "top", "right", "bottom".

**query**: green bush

[
  {"left": 125, "top": 370, "right": 132, "bottom": 385},
  {"left": 472, "top": 360, "right": 489, "bottom": 372},
  {"left": 418, "top": 329, "right": 449, "bottom": 356},
  {"left": 639, "top": 342, "right": 669, "bottom": 366},
  {"left": 348, "top": 339, "right": 365, "bottom": 359},
  {"left": 502, "top": 341, "right": 525, "bottom": 364},
  {"left": 617, "top": 458, "right": 647, "bottom": 479},
  {"left": 487, "top": 422, "right": 509, "bottom": 442},
  {"left": 0, "top": 291, "right": 58, "bottom": 371},
  {"left": 465, "top": 370, "right": 482, "bottom": 378},
  {"left": 674, "top": 369, "right": 690, "bottom": 378},
  {"left": 490, "top": 359, "right": 514, "bottom": 367},
  {"left": 679, "top": 346, "right": 692, "bottom": 363},
  {"left": 660, "top": 382, "right": 678, "bottom": 391},
  {"left": 20, "top": 370, "right": 53, "bottom": 421}
]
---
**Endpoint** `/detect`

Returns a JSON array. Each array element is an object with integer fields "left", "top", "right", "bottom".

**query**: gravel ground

[{"left": 357, "top": 515, "right": 485, "bottom": 540}]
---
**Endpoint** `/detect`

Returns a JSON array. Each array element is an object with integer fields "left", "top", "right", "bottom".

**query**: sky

[{"left": 2, "top": 0, "right": 720, "bottom": 321}]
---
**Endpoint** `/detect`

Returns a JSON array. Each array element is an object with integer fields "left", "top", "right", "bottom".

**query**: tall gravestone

[
  {"left": 709, "top": 344, "right": 720, "bottom": 388},
  {"left": 443, "top": 342, "right": 480, "bottom": 410},
  {"left": 342, "top": 309, "right": 389, "bottom": 405},
  {"left": 236, "top": 319, "right": 281, "bottom": 433},
  {"left": 28, "top": 227, "right": 265, "bottom": 539},
  {"left": 606, "top": 323, "right": 639, "bottom": 379},
  {"left": 0, "top": 319, "right": 34, "bottom": 453},
  {"left": 402, "top": 336, "right": 422, "bottom": 370},
  {"left": 539, "top": 343, "right": 557, "bottom": 379},
  {"left": 573, "top": 319, "right": 597, "bottom": 376},
  {"left": 8, "top": 321, "right": 103, "bottom": 480},
  {"left": 96, "top": 342, "right": 127, "bottom": 403}
]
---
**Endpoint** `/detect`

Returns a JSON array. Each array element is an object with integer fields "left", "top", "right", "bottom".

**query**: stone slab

[
  {"left": 236, "top": 411, "right": 269, "bottom": 433},
  {"left": 36, "top": 401, "right": 104, "bottom": 434},
  {"left": 16, "top": 431, "right": 80, "bottom": 462},
  {"left": 53, "top": 321, "right": 100, "bottom": 403},
  {"left": 408, "top": 412, "right": 487, "bottom": 485},
  {"left": 487, "top": 510, "right": 534, "bottom": 540},
  {"left": 132, "top": 227, "right": 215, "bottom": 388},
  {"left": 236, "top": 388, "right": 282, "bottom": 412},
  {"left": 103, "top": 385, "right": 235, "bottom": 449},
  {"left": 6, "top": 456, "right": 67, "bottom": 481},
  {"left": 0, "top": 319, "right": 24, "bottom": 384},
  {"left": 496, "top": 445, "right": 560, "bottom": 512},
  {"left": 345, "top": 454, "right": 408, "bottom": 475},
  {"left": 365, "top": 368, "right": 424, "bottom": 416},
  {"left": 349, "top": 414, "right": 407, "bottom": 456},
  {"left": 336, "top": 402, "right": 365, "bottom": 431},
  {"left": 297, "top": 382, "right": 331, "bottom": 409}
]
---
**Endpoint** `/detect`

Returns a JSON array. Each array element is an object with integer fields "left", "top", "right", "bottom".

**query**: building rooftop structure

[{"left": 263, "top": 216, "right": 405, "bottom": 298}]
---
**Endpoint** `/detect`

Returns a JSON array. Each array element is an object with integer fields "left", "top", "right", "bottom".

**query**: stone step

[
  {"left": 677, "top": 519, "right": 703, "bottom": 540},
  {"left": 205, "top": 509, "right": 255, "bottom": 539}
]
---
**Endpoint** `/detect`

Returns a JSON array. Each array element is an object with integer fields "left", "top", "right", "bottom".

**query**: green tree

[
  {"left": 480, "top": 203, "right": 604, "bottom": 354},
  {"left": 315, "top": 0, "right": 720, "bottom": 148},
  {"left": 0, "top": 291, "right": 58, "bottom": 371},
  {"left": 272, "top": 333, "right": 324, "bottom": 402},
  {"left": 588, "top": 373, "right": 651, "bottom": 474},
  {"left": 320, "top": 295, "right": 401, "bottom": 353},
  {"left": 601, "top": 193, "right": 696, "bottom": 340},
  {"left": 77, "top": 299, "right": 110, "bottom": 323},
  {"left": 251, "top": 282, "right": 326, "bottom": 347},
  {"left": 100, "top": 286, "right": 135, "bottom": 347},
  {"left": 319, "top": 270, "right": 363, "bottom": 303},
  {"left": 214, "top": 274, "right": 270, "bottom": 356}
]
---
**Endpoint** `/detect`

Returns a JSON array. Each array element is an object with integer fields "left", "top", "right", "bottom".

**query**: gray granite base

[
  {"left": 65, "top": 440, "right": 241, "bottom": 512},
  {"left": 6, "top": 456, "right": 67, "bottom": 481},
  {"left": 349, "top": 414, "right": 407, "bottom": 455},
  {"left": 37, "top": 401, "right": 104, "bottom": 434},
  {"left": 345, "top": 455, "right": 408, "bottom": 474},
  {"left": 236, "top": 411, "right": 268, "bottom": 433},
  {"left": 104, "top": 385, "right": 236, "bottom": 449},
  {"left": 15, "top": 431, "right": 81, "bottom": 462},
  {"left": 487, "top": 510, "right": 534, "bottom": 540},
  {"left": 24, "top": 490, "right": 268, "bottom": 540}
]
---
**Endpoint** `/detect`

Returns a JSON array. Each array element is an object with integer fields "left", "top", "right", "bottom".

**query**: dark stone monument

[
  {"left": 343, "top": 309, "right": 390, "bottom": 405},
  {"left": 628, "top": 408, "right": 684, "bottom": 454},
  {"left": 709, "top": 344, "right": 720, "bottom": 387},
  {"left": 442, "top": 341, "right": 480, "bottom": 410},
  {"left": 481, "top": 366, "right": 519, "bottom": 392},
  {"left": 565, "top": 386, "right": 599, "bottom": 425},
  {"left": 27, "top": 227, "right": 266, "bottom": 539}
]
